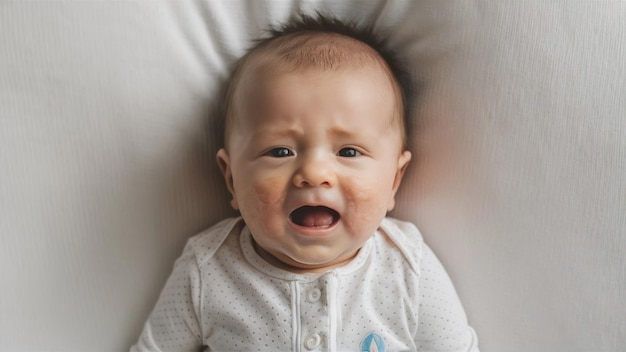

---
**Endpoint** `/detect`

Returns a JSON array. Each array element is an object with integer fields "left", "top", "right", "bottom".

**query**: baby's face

[{"left": 217, "top": 66, "right": 411, "bottom": 273}]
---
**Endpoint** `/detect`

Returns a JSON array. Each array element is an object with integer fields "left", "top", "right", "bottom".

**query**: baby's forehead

[{"left": 224, "top": 31, "right": 408, "bottom": 149}]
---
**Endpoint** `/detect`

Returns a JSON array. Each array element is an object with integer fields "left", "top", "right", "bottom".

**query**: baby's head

[
  {"left": 217, "top": 13, "right": 413, "bottom": 273},
  {"left": 222, "top": 14, "right": 413, "bottom": 150}
]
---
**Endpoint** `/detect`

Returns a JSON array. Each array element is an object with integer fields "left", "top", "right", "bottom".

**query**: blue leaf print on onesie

[{"left": 360, "top": 332, "right": 385, "bottom": 352}]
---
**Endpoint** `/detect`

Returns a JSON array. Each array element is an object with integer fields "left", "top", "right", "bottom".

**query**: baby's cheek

[
  {"left": 252, "top": 176, "right": 286, "bottom": 206},
  {"left": 344, "top": 178, "right": 378, "bottom": 203},
  {"left": 344, "top": 178, "right": 392, "bottom": 221}
]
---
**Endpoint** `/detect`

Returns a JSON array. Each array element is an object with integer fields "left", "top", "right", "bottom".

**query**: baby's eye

[
  {"left": 337, "top": 147, "right": 361, "bottom": 158},
  {"left": 265, "top": 147, "right": 294, "bottom": 158}
]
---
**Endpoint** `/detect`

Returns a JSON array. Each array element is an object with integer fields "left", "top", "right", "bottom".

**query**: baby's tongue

[{"left": 292, "top": 206, "right": 335, "bottom": 227}]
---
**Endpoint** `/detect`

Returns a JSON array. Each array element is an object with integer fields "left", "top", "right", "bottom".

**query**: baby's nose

[{"left": 293, "top": 153, "right": 335, "bottom": 187}]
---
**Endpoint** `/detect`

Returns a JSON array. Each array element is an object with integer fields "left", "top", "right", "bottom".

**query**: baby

[{"left": 132, "top": 13, "right": 478, "bottom": 352}]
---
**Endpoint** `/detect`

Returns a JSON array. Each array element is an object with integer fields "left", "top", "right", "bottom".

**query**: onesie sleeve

[
  {"left": 130, "top": 240, "right": 203, "bottom": 352},
  {"left": 414, "top": 243, "right": 479, "bottom": 351}
]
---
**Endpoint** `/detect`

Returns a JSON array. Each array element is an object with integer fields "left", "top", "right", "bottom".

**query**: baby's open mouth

[{"left": 290, "top": 206, "right": 339, "bottom": 228}]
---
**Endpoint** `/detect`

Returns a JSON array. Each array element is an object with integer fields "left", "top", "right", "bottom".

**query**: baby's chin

[
  {"left": 252, "top": 239, "right": 351, "bottom": 273},
  {"left": 274, "top": 248, "right": 360, "bottom": 274}
]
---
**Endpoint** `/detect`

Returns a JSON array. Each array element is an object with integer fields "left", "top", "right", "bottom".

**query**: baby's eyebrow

[
  {"left": 250, "top": 126, "right": 303, "bottom": 139},
  {"left": 327, "top": 126, "right": 357, "bottom": 138}
]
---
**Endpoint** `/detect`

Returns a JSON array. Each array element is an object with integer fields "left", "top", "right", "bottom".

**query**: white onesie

[{"left": 132, "top": 217, "right": 478, "bottom": 352}]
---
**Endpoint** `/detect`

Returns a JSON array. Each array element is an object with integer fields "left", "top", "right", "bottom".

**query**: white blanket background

[{"left": 1, "top": 1, "right": 625, "bottom": 351}]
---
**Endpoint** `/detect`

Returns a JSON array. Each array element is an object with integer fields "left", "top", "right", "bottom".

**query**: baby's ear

[
  {"left": 216, "top": 149, "right": 239, "bottom": 210},
  {"left": 387, "top": 150, "right": 412, "bottom": 211}
]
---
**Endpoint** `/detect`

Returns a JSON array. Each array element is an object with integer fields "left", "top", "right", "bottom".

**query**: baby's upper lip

[{"left": 288, "top": 194, "right": 340, "bottom": 215}]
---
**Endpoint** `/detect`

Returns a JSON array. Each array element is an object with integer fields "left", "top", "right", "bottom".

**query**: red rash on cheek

[
  {"left": 251, "top": 176, "right": 286, "bottom": 207},
  {"left": 343, "top": 174, "right": 395, "bottom": 224},
  {"left": 343, "top": 177, "right": 378, "bottom": 203}
]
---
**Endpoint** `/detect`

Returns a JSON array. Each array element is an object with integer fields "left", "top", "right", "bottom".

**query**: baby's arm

[
  {"left": 414, "top": 243, "right": 479, "bottom": 351},
  {"left": 131, "top": 243, "right": 203, "bottom": 352}
]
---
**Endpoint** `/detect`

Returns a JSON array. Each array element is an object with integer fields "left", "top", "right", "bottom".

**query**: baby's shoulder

[
  {"left": 180, "top": 217, "right": 243, "bottom": 267},
  {"left": 377, "top": 217, "right": 426, "bottom": 274}
]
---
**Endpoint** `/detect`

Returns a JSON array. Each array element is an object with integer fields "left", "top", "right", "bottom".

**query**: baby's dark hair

[{"left": 221, "top": 12, "right": 414, "bottom": 149}]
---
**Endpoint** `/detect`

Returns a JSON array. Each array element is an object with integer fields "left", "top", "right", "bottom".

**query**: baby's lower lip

[{"left": 289, "top": 206, "right": 340, "bottom": 228}]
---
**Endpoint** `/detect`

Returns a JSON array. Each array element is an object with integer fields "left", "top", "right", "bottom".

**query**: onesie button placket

[
  {"left": 299, "top": 282, "right": 326, "bottom": 350},
  {"left": 292, "top": 274, "right": 338, "bottom": 351}
]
